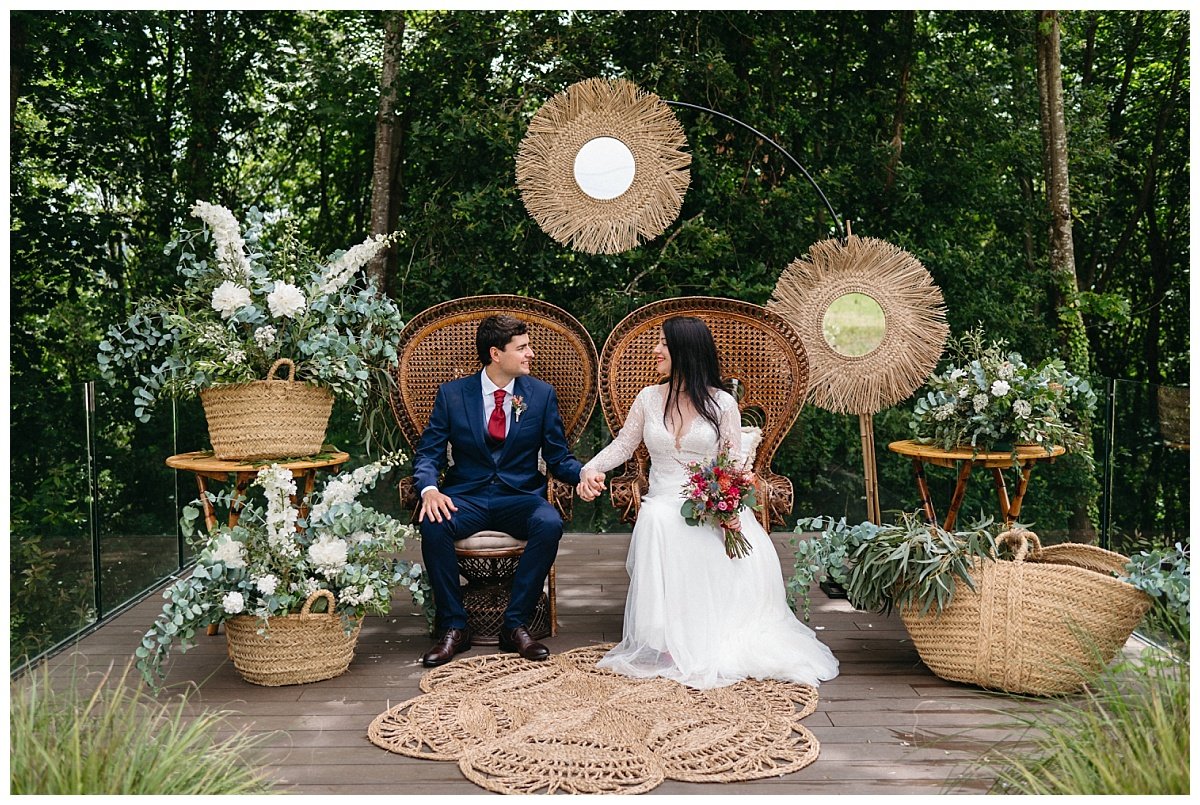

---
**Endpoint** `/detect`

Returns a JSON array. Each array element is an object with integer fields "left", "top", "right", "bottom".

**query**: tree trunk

[
  {"left": 1037, "top": 11, "right": 1094, "bottom": 541},
  {"left": 884, "top": 11, "right": 915, "bottom": 193},
  {"left": 367, "top": 11, "right": 405, "bottom": 296}
]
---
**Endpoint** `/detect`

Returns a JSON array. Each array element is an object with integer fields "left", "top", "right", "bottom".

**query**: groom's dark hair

[{"left": 476, "top": 315, "right": 528, "bottom": 365}]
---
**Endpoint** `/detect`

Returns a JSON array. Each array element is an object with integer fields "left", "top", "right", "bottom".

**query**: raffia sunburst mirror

[
  {"left": 768, "top": 235, "right": 949, "bottom": 415},
  {"left": 516, "top": 77, "right": 691, "bottom": 255}
]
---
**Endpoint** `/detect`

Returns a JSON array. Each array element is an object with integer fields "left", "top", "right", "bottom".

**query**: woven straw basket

[
  {"left": 200, "top": 358, "right": 334, "bottom": 460},
  {"left": 224, "top": 590, "right": 362, "bottom": 686},
  {"left": 900, "top": 530, "right": 1151, "bottom": 695}
]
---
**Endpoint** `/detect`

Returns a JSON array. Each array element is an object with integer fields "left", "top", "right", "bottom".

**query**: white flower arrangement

[
  {"left": 910, "top": 328, "right": 1098, "bottom": 456},
  {"left": 135, "top": 453, "right": 433, "bottom": 687},
  {"left": 98, "top": 202, "right": 404, "bottom": 423}
]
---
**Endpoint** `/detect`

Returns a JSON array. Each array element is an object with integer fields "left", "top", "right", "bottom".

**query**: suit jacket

[{"left": 412, "top": 373, "right": 583, "bottom": 499}]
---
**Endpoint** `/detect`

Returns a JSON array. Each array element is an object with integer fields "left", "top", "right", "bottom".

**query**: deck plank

[{"left": 28, "top": 531, "right": 1142, "bottom": 795}]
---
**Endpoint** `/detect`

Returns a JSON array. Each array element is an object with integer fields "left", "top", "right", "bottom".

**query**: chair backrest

[
  {"left": 598, "top": 296, "right": 809, "bottom": 486},
  {"left": 390, "top": 295, "right": 599, "bottom": 451}
]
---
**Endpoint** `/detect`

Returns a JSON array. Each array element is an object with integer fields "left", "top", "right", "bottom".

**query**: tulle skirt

[{"left": 597, "top": 495, "right": 840, "bottom": 689}]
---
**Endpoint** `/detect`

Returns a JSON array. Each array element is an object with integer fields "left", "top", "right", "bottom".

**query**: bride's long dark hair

[{"left": 661, "top": 316, "right": 724, "bottom": 436}]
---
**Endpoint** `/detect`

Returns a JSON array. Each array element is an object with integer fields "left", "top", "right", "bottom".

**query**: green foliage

[
  {"left": 10, "top": 661, "right": 275, "bottom": 794},
  {"left": 790, "top": 512, "right": 997, "bottom": 619},
  {"left": 982, "top": 655, "right": 1189, "bottom": 795},
  {"left": 1120, "top": 543, "right": 1190, "bottom": 646}
]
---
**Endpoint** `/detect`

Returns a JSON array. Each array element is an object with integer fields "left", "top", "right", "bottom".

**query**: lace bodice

[{"left": 584, "top": 385, "right": 744, "bottom": 501}]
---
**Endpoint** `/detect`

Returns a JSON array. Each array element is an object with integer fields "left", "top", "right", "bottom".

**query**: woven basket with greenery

[
  {"left": 223, "top": 589, "right": 361, "bottom": 686},
  {"left": 200, "top": 358, "right": 333, "bottom": 460},
  {"left": 900, "top": 530, "right": 1151, "bottom": 695}
]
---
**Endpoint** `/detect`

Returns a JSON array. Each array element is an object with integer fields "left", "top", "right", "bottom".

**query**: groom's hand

[
  {"left": 418, "top": 489, "right": 458, "bottom": 523},
  {"left": 576, "top": 469, "right": 606, "bottom": 501}
]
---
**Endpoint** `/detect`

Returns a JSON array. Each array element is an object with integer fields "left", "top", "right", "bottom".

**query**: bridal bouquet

[
  {"left": 98, "top": 201, "right": 404, "bottom": 422},
  {"left": 681, "top": 443, "right": 758, "bottom": 559},
  {"left": 135, "top": 453, "right": 433, "bottom": 687}
]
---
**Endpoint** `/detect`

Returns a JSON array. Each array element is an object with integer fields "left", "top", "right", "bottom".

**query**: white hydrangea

[
  {"left": 191, "top": 201, "right": 252, "bottom": 281},
  {"left": 255, "top": 574, "right": 279, "bottom": 596},
  {"left": 224, "top": 347, "right": 246, "bottom": 365},
  {"left": 933, "top": 402, "right": 957, "bottom": 421},
  {"left": 308, "top": 536, "right": 349, "bottom": 576},
  {"left": 319, "top": 233, "right": 396, "bottom": 295},
  {"left": 1012, "top": 399, "right": 1033, "bottom": 419},
  {"left": 997, "top": 361, "right": 1015, "bottom": 380},
  {"left": 222, "top": 591, "right": 245, "bottom": 614},
  {"left": 991, "top": 379, "right": 1011, "bottom": 397},
  {"left": 210, "top": 536, "right": 246, "bottom": 569},
  {"left": 267, "top": 281, "right": 307, "bottom": 319},
  {"left": 972, "top": 393, "right": 990, "bottom": 413},
  {"left": 211, "top": 281, "right": 252, "bottom": 319},
  {"left": 308, "top": 477, "right": 360, "bottom": 522},
  {"left": 254, "top": 325, "right": 277, "bottom": 348}
]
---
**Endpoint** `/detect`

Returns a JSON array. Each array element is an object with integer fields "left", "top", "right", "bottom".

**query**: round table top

[
  {"left": 165, "top": 449, "right": 351, "bottom": 474},
  {"left": 887, "top": 439, "right": 1065, "bottom": 469}
]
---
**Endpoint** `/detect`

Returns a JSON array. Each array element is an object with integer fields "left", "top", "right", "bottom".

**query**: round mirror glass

[
  {"left": 573, "top": 137, "right": 636, "bottom": 200},
  {"left": 822, "top": 292, "right": 886, "bottom": 357}
]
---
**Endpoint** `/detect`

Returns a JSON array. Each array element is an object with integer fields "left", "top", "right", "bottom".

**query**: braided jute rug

[{"left": 367, "top": 643, "right": 821, "bottom": 795}]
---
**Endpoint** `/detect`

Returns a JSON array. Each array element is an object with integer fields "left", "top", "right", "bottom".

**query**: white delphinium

[
  {"left": 210, "top": 536, "right": 246, "bottom": 569},
  {"left": 1012, "top": 399, "right": 1033, "bottom": 419},
  {"left": 255, "top": 574, "right": 279, "bottom": 596},
  {"left": 211, "top": 281, "right": 252, "bottom": 319},
  {"left": 290, "top": 577, "right": 321, "bottom": 598},
  {"left": 991, "top": 379, "right": 1011, "bottom": 397},
  {"left": 190, "top": 201, "right": 252, "bottom": 281},
  {"left": 972, "top": 393, "right": 990, "bottom": 413},
  {"left": 254, "top": 325, "right": 277, "bottom": 348},
  {"left": 318, "top": 233, "right": 398, "bottom": 295},
  {"left": 267, "top": 281, "right": 307, "bottom": 319},
  {"left": 257, "top": 465, "right": 300, "bottom": 559},
  {"left": 308, "top": 477, "right": 360, "bottom": 523},
  {"left": 222, "top": 591, "right": 245, "bottom": 614}
]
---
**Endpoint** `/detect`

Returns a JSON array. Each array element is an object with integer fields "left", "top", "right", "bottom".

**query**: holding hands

[{"left": 577, "top": 468, "right": 606, "bottom": 501}]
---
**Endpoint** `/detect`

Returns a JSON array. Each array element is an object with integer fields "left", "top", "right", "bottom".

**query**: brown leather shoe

[
  {"left": 498, "top": 625, "right": 550, "bottom": 661},
  {"left": 421, "top": 628, "right": 472, "bottom": 667}
]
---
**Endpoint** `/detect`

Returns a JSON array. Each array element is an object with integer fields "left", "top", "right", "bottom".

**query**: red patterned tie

[{"left": 488, "top": 389, "right": 507, "bottom": 442}]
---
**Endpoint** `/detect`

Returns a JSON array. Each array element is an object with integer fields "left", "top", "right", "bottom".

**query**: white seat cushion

[{"left": 456, "top": 530, "right": 525, "bottom": 552}]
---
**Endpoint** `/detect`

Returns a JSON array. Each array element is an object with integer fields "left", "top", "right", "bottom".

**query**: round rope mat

[{"left": 367, "top": 644, "right": 821, "bottom": 795}]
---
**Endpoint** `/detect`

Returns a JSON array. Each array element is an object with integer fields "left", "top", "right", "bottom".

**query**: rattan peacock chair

[
  {"left": 597, "top": 297, "right": 809, "bottom": 530},
  {"left": 390, "top": 295, "right": 599, "bottom": 642}
]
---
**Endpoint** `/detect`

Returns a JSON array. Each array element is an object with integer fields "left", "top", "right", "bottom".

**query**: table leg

[
  {"left": 990, "top": 468, "right": 1012, "bottom": 524},
  {"left": 194, "top": 475, "right": 218, "bottom": 533},
  {"left": 1005, "top": 462, "right": 1036, "bottom": 524},
  {"left": 943, "top": 461, "right": 975, "bottom": 531},
  {"left": 228, "top": 472, "right": 256, "bottom": 529},
  {"left": 911, "top": 459, "right": 938, "bottom": 524},
  {"left": 295, "top": 469, "right": 318, "bottom": 523}
]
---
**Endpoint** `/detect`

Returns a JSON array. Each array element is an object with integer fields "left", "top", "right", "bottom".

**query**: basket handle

[
  {"left": 300, "top": 588, "right": 336, "bottom": 616},
  {"left": 267, "top": 358, "right": 296, "bottom": 383},
  {"left": 996, "top": 528, "right": 1042, "bottom": 563}
]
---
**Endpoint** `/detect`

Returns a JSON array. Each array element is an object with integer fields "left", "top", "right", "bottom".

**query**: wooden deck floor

[{"left": 34, "top": 531, "right": 1125, "bottom": 795}]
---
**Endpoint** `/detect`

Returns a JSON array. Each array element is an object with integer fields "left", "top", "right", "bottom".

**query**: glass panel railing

[
  {"left": 1099, "top": 379, "right": 1189, "bottom": 555},
  {"left": 9, "top": 381, "right": 96, "bottom": 667}
]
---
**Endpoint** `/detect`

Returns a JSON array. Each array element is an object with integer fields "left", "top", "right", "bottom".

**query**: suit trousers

[{"left": 419, "top": 486, "right": 564, "bottom": 632}]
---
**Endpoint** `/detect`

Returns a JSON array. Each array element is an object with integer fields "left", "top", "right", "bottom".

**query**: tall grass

[
  {"left": 10, "top": 661, "right": 276, "bottom": 794},
  {"left": 985, "top": 653, "right": 1189, "bottom": 795}
]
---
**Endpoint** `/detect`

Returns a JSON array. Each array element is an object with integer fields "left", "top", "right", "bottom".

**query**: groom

[{"left": 413, "top": 314, "right": 602, "bottom": 667}]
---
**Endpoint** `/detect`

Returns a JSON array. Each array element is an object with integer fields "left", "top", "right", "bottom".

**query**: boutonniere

[{"left": 511, "top": 395, "right": 527, "bottom": 422}]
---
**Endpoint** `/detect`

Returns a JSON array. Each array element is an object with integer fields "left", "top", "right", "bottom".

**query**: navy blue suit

[{"left": 413, "top": 372, "right": 583, "bottom": 632}]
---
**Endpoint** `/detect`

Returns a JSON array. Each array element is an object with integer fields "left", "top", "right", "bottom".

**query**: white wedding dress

[{"left": 583, "top": 384, "right": 840, "bottom": 689}]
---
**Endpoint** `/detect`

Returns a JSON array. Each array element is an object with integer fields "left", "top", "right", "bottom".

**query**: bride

[{"left": 577, "top": 316, "right": 839, "bottom": 690}]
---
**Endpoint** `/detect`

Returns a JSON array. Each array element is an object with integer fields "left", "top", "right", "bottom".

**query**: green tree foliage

[{"left": 10, "top": 12, "right": 1188, "bottom": 640}]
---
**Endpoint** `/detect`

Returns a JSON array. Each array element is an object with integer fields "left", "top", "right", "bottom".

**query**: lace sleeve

[
  {"left": 583, "top": 387, "right": 651, "bottom": 474},
  {"left": 717, "top": 391, "right": 745, "bottom": 464}
]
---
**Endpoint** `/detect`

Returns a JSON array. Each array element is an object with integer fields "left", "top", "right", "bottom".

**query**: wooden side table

[
  {"left": 165, "top": 450, "right": 350, "bottom": 634},
  {"left": 887, "top": 440, "right": 1065, "bottom": 530}
]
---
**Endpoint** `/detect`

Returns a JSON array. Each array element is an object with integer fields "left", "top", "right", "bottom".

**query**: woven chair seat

[
  {"left": 598, "top": 297, "right": 808, "bottom": 529},
  {"left": 390, "top": 296, "right": 599, "bottom": 641}
]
